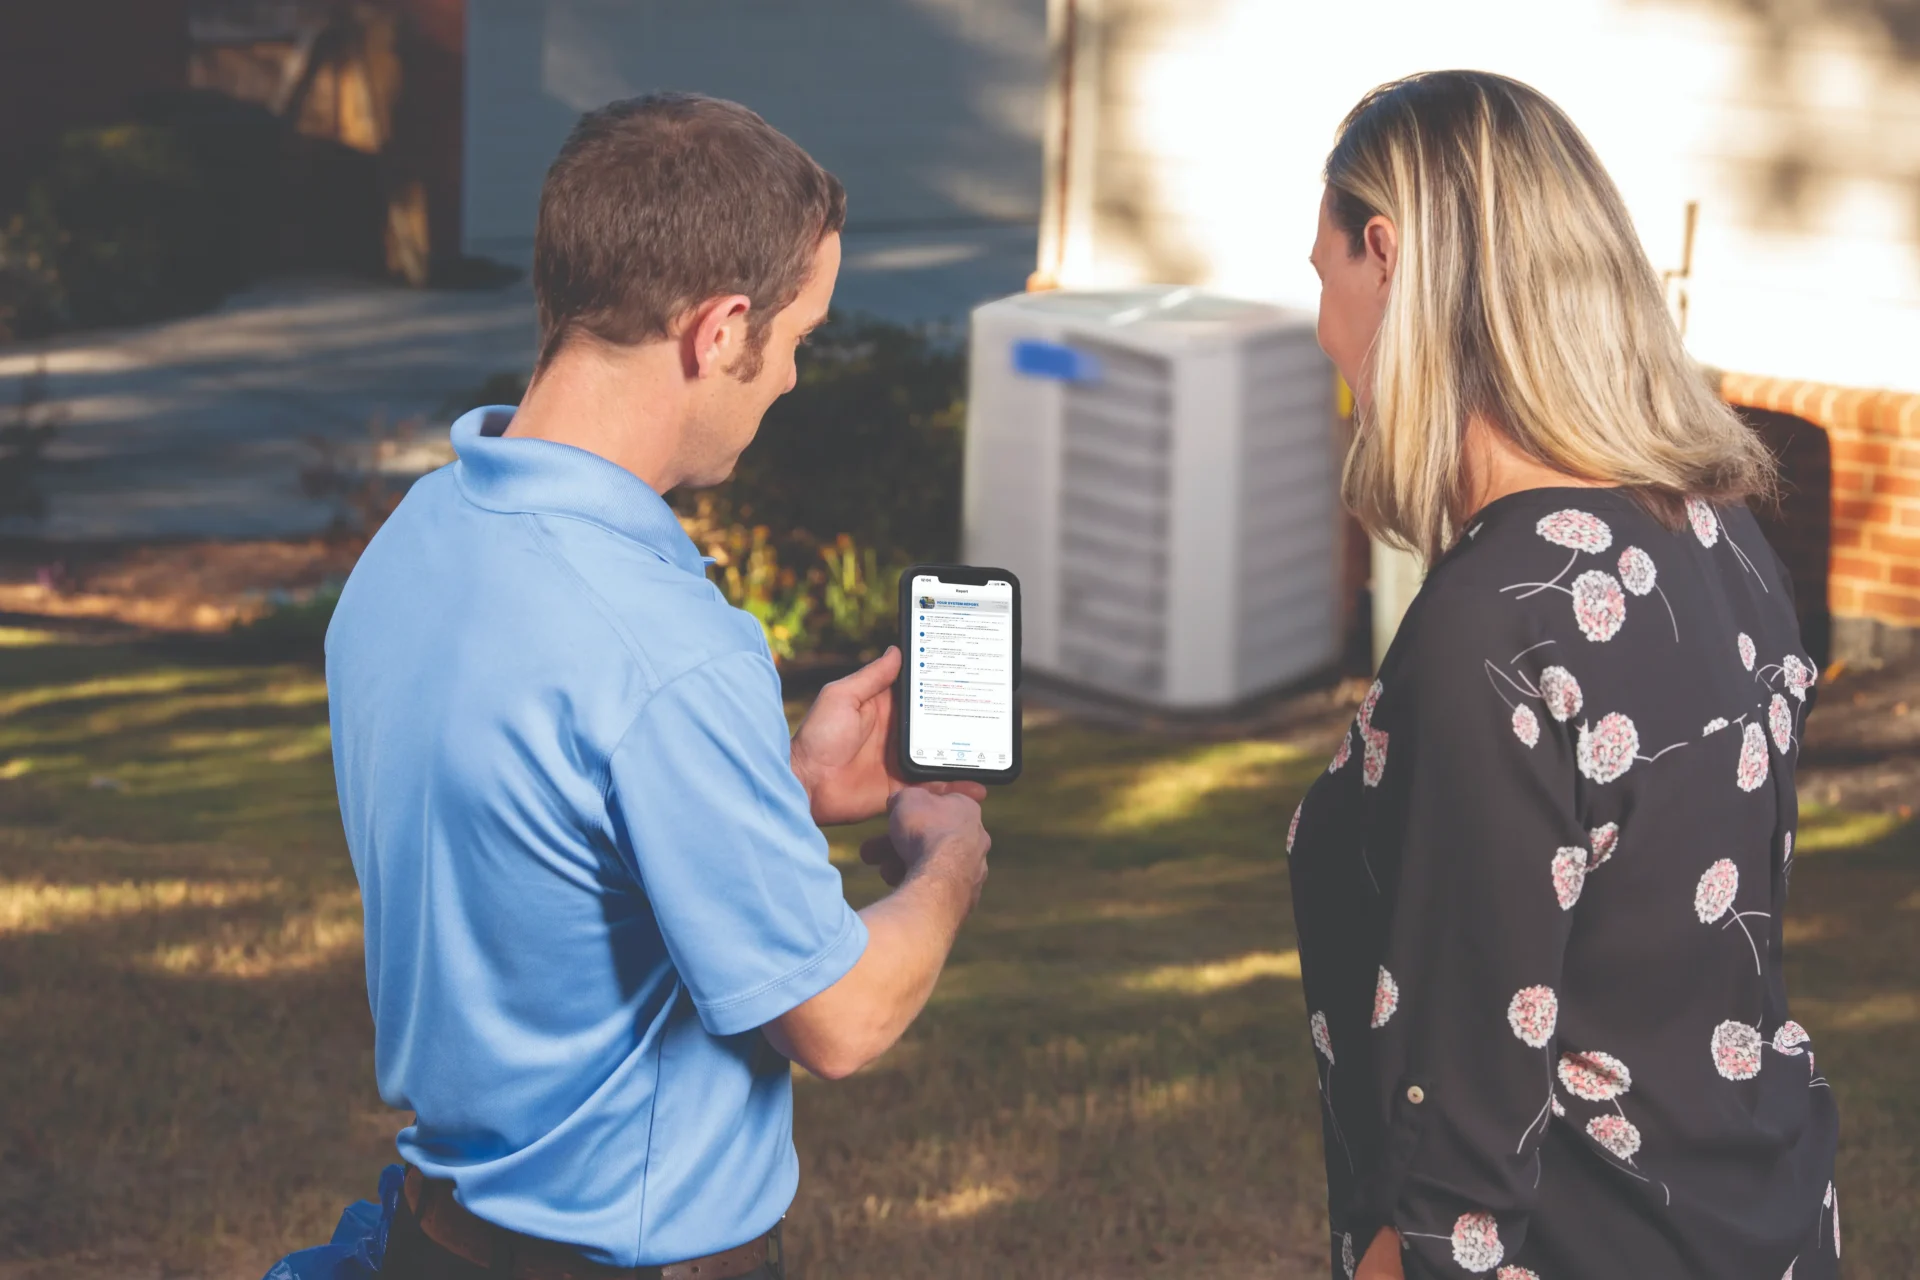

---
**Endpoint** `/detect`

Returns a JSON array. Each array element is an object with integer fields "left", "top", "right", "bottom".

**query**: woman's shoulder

[
  {"left": 1384, "top": 488, "right": 1671, "bottom": 679},
  {"left": 1427, "top": 487, "right": 1674, "bottom": 591}
]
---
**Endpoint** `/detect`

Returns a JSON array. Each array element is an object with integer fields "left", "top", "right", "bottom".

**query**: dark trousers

[{"left": 378, "top": 1197, "right": 783, "bottom": 1280}]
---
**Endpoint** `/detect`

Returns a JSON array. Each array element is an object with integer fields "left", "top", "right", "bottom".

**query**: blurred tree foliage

[
  {"left": 0, "top": 215, "right": 63, "bottom": 343},
  {"left": 682, "top": 314, "right": 964, "bottom": 661},
  {"left": 686, "top": 314, "right": 965, "bottom": 565},
  {"left": 0, "top": 92, "right": 281, "bottom": 341},
  {"left": 430, "top": 315, "right": 966, "bottom": 662}
]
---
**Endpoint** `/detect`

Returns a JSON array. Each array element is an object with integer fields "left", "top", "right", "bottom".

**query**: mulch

[{"left": 0, "top": 538, "right": 360, "bottom": 633}]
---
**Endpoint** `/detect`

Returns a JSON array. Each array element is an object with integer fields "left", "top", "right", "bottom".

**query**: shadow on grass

[
  {"left": 0, "top": 635, "right": 379, "bottom": 1274},
  {"left": 0, "top": 938, "right": 388, "bottom": 1272},
  {"left": 0, "top": 633, "right": 341, "bottom": 850},
  {"left": 1773, "top": 815, "right": 1920, "bottom": 1275}
]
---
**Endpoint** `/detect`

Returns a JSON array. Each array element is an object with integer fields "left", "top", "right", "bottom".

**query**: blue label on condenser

[{"left": 1012, "top": 339, "right": 1101, "bottom": 383}]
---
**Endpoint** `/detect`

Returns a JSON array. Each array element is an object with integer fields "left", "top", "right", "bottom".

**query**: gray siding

[{"left": 464, "top": 0, "right": 1047, "bottom": 260}]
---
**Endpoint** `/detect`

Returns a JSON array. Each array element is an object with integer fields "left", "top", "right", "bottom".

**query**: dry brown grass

[{"left": 0, "top": 627, "right": 1913, "bottom": 1278}]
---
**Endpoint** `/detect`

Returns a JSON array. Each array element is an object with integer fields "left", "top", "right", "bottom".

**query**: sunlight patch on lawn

[
  {"left": 142, "top": 886, "right": 364, "bottom": 978},
  {"left": 0, "top": 669, "right": 233, "bottom": 719},
  {"left": 1123, "top": 948, "right": 1301, "bottom": 994},
  {"left": 932, "top": 948, "right": 1303, "bottom": 1008},
  {"left": 1796, "top": 804, "right": 1908, "bottom": 853},
  {"left": 914, "top": 1180, "right": 1022, "bottom": 1222},
  {"left": 0, "top": 753, "right": 84, "bottom": 783},
  {"left": 1040, "top": 1072, "right": 1238, "bottom": 1126},
  {"left": 0, "top": 626, "right": 63, "bottom": 647},
  {"left": 0, "top": 876, "right": 276, "bottom": 934},
  {"left": 826, "top": 837, "right": 873, "bottom": 868},
  {"left": 1018, "top": 898, "right": 1191, "bottom": 926},
  {"left": 65, "top": 735, "right": 336, "bottom": 804},
  {"left": 1823, "top": 991, "right": 1920, "bottom": 1030},
  {"left": 0, "top": 825, "right": 256, "bottom": 865},
  {"left": 164, "top": 727, "right": 293, "bottom": 753},
  {"left": 1098, "top": 740, "right": 1305, "bottom": 834},
  {"left": 13, "top": 684, "right": 331, "bottom": 749},
  {"left": 1783, "top": 914, "right": 1840, "bottom": 944},
  {"left": 162, "top": 722, "right": 333, "bottom": 765},
  {"left": 834, "top": 1073, "right": 1233, "bottom": 1226}
]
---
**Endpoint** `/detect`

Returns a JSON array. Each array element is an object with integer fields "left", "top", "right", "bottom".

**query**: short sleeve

[
  {"left": 1370, "top": 589, "right": 1585, "bottom": 1276},
  {"left": 606, "top": 649, "right": 868, "bottom": 1037}
]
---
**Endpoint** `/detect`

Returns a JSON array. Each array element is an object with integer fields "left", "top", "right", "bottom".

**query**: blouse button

[{"left": 1406, "top": 1085, "right": 1426, "bottom": 1105}]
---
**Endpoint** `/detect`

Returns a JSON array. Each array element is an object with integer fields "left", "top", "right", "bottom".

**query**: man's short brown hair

[{"left": 533, "top": 93, "right": 846, "bottom": 377}]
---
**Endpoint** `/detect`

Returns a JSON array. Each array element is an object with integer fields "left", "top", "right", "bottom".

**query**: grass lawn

[{"left": 0, "top": 625, "right": 1914, "bottom": 1278}]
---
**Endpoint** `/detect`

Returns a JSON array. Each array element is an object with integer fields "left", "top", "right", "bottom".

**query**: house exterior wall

[
  {"left": 187, "top": 0, "right": 467, "bottom": 280},
  {"left": 462, "top": 0, "right": 1047, "bottom": 261},
  {"left": 1038, "top": 0, "right": 1920, "bottom": 654},
  {"left": 1040, "top": 0, "right": 1920, "bottom": 397}
]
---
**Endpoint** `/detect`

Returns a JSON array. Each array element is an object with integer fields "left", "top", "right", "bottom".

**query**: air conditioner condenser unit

[{"left": 963, "top": 286, "right": 1341, "bottom": 711}]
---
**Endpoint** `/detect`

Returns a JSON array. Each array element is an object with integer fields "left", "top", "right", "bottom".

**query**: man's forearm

[
  {"left": 764, "top": 845, "right": 977, "bottom": 1078},
  {"left": 852, "top": 851, "right": 976, "bottom": 1020}
]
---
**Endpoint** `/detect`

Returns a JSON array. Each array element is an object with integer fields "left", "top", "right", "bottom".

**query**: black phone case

[{"left": 895, "top": 563, "right": 1023, "bottom": 784}]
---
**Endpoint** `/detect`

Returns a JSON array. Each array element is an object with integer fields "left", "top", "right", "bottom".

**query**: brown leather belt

[{"left": 401, "top": 1166, "right": 780, "bottom": 1280}]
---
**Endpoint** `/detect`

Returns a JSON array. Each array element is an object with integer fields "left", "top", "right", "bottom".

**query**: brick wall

[
  {"left": 1722, "top": 373, "right": 1920, "bottom": 664},
  {"left": 1736, "top": 407, "right": 1832, "bottom": 667}
]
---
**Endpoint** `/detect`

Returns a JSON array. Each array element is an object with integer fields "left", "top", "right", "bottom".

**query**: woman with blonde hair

[{"left": 1287, "top": 71, "right": 1837, "bottom": 1280}]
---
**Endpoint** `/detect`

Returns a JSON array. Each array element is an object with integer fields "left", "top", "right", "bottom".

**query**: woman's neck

[{"left": 1461, "top": 415, "right": 1608, "bottom": 521}]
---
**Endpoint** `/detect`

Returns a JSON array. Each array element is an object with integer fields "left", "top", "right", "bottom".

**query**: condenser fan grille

[
  {"left": 1237, "top": 336, "right": 1340, "bottom": 692},
  {"left": 1057, "top": 340, "right": 1172, "bottom": 695}
]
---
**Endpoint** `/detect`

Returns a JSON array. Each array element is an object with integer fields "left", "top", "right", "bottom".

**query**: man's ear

[
  {"left": 681, "top": 294, "right": 753, "bottom": 380},
  {"left": 1365, "top": 215, "right": 1398, "bottom": 296}
]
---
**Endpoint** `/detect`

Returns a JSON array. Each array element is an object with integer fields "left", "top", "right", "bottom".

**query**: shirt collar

[{"left": 449, "top": 406, "right": 706, "bottom": 576}]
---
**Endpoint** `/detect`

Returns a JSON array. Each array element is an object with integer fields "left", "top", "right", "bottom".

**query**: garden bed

[{"left": 0, "top": 538, "right": 355, "bottom": 635}]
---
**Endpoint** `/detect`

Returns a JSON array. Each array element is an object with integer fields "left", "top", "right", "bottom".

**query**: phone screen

[{"left": 906, "top": 572, "right": 1017, "bottom": 772}]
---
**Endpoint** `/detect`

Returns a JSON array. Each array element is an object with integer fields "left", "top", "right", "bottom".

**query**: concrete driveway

[
  {"left": 0, "top": 223, "right": 1035, "bottom": 542},
  {"left": 0, "top": 275, "right": 537, "bottom": 542}
]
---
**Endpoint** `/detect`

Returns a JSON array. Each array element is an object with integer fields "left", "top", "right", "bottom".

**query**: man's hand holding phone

[{"left": 790, "top": 645, "right": 987, "bottom": 827}]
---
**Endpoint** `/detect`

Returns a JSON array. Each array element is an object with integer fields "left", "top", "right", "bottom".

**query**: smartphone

[{"left": 896, "top": 564, "right": 1022, "bottom": 784}]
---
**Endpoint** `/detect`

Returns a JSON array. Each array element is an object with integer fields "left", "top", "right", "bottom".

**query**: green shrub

[
  {"left": 23, "top": 123, "right": 205, "bottom": 329},
  {"left": 421, "top": 314, "right": 964, "bottom": 662},
  {"left": 231, "top": 582, "right": 343, "bottom": 658},
  {"left": 0, "top": 92, "right": 282, "bottom": 338},
  {"left": 702, "top": 521, "right": 817, "bottom": 661},
  {"left": 821, "top": 534, "right": 900, "bottom": 653},
  {"left": 442, "top": 371, "right": 531, "bottom": 419},
  {"left": 683, "top": 313, "right": 965, "bottom": 565},
  {"left": 681, "top": 313, "right": 964, "bottom": 660},
  {"left": 0, "top": 214, "right": 65, "bottom": 343}
]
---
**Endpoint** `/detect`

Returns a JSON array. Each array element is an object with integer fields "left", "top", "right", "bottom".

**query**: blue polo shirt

[{"left": 325, "top": 406, "right": 868, "bottom": 1266}]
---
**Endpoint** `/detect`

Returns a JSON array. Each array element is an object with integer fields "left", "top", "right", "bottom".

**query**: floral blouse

[{"left": 1288, "top": 489, "right": 1839, "bottom": 1280}]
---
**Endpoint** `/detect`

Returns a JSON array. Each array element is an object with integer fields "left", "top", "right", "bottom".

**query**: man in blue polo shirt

[{"left": 325, "top": 94, "right": 991, "bottom": 1279}]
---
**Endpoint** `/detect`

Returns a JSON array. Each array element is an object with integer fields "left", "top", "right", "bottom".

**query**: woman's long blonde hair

[{"left": 1326, "top": 70, "right": 1774, "bottom": 562}]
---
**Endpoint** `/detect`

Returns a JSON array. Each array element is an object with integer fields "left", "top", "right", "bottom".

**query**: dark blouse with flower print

[{"left": 1287, "top": 489, "right": 1838, "bottom": 1280}]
